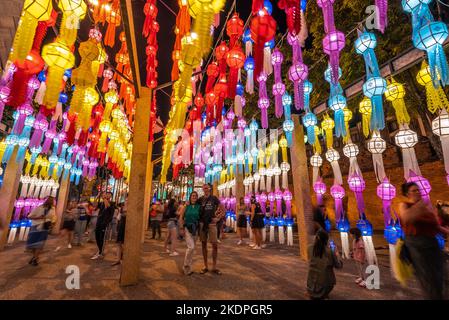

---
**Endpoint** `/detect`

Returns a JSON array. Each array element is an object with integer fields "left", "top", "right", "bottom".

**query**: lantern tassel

[
  {"left": 246, "top": 68, "right": 254, "bottom": 94},
  {"left": 370, "top": 95, "right": 385, "bottom": 131},
  {"left": 287, "top": 224, "right": 293, "bottom": 246},
  {"left": 429, "top": 44, "right": 449, "bottom": 88},
  {"left": 401, "top": 148, "right": 421, "bottom": 180},
  {"left": 263, "top": 46, "right": 273, "bottom": 76},
  {"left": 330, "top": 161, "right": 343, "bottom": 185},
  {"left": 375, "top": 0, "right": 388, "bottom": 33},
  {"left": 340, "top": 232, "right": 350, "bottom": 259}
]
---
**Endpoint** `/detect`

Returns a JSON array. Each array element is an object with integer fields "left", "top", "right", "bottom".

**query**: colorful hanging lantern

[
  {"left": 321, "top": 115, "right": 334, "bottom": 149},
  {"left": 330, "top": 183, "right": 350, "bottom": 259},
  {"left": 432, "top": 109, "right": 449, "bottom": 184},
  {"left": 359, "top": 97, "right": 372, "bottom": 138},
  {"left": 417, "top": 61, "right": 449, "bottom": 113},
  {"left": 394, "top": 124, "right": 420, "bottom": 179},
  {"left": 272, "top": 49, "right": 285, "bottom": 118},
  {"left": 313, "top": 177, "right": 326, "bottom": 205},
  {"left": 367, "top": 130, "right": 386, "bottom": 183},
  {"left": 384, "top": 78, "right": 410, "bottom": 125},
  {"left": 325, "top": 147, "right": 343, "bottom": 185}
]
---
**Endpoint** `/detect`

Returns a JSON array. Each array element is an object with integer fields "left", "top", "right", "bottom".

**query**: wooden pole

[
  {"left": 142, "top": 142, "right": 154, "bottom": 243},
  {"left": 290, "top": 115, "right": 315, "bottom": 260},
  {"left": 0, "top": 148, "right": 25, "bottom": 250},
  {"left": 53, "top": 176, "right": 70, "bottom": 234},
  {"left": 120, "top": 87, "right": 151, "bottom": 286}
]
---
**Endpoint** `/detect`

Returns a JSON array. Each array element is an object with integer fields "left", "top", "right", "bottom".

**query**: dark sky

[{"left": 129, "top": 0, "right": 289, "bottom": 179}]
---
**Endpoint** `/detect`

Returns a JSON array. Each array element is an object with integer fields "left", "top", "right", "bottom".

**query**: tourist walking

[
  {"left": 307, "top": 229, "right": 343, "bottom": 299},
  {"left": 179, "top": 191, "right": 200, "bottom": 275},
  {"left": 73, "top": 198, "right": 89, "bottom": 246},
  {"left": 91, "top": 192, "right": 115, "bottom": 260},
  {"left": 26, "top": 196, "right": 57, "bottom": 266},
  {"left": 250, "top": 196, "right": 265, "bottom": 250},
  {"left": 55, "top": 200, "right": 77, "bottom": 251},
  {"left": 164, "top": 198, "right": 179, "bottom": 256},
  {"left": 236, "top": 197, "right": 248, "bottom": 245},
  {"left": 198, "top": 183, "right": 225, "bottom": 275},
  {"left": 112, "top": 199, "right": 127, "bottom": 266},
  {"left": 151, "top": 201, "right": 164, "bottom": 239},
  {"left": 398, "top": 182, "right": 446, "bottom": 299},
  {"left": 350, "top": 228, "right": 367, "bottom": 288}
]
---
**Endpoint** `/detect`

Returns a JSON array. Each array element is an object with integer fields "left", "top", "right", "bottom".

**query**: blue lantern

[
  {"left": 283, "top": 119, "right": 294, "bottom": 146},
  {"left": 324, "top": 217, "right": 332, "bottom": 233},
  {"left": 337, "top": 218, "right": 350, "bottom": 233},
  {"left": 356, "top": 215, "right": 373, "bottom": 236},
  {"left": 436, "top": 233, "right": 446, "bottom": 250},
  {"left": 264, "top": 0, "right": 273, "bottom": 15},
  {"left": 302, "top": 112, "right": 317, "bottom": 144}
]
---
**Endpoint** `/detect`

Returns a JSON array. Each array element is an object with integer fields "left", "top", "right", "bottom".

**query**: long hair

[
  {"left": 43, "top": 196, "right": 55, "bottom": 209},
  {"left": 312, "top": 229, "right": 329, "bottom": 258},
  {"left": 167, "top": 198, "right": 177, "bottom": 211},
  {"left": 350, "top": 227, "right": 362, "bottom": 242},
  {"left": 189, "top": 191, "right": 198, "bottom": 205}
]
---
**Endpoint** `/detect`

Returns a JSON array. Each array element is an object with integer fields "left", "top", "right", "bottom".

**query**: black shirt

[
  {"left": 96, "top": 202, "right": 115, "bottom": 229},
  {"left": 199, "top": 195, "right": 221, "bottom": 225}
]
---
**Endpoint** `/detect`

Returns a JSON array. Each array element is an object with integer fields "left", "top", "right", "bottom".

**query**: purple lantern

[
  {"left": 376, "top": 177, "right": 396, "bottom": 226},
  {"left": 348, "top": 173, "right": 366, "bottom": 215},
  {"left": 407, "top": 170, "right": 431, "bottom": 204},
  {"left": 259, "top": 192, "right": 267, "bottom": 214},
  {"left": 330, "top": 184, "right": 345, "bottom": 222},
  {"left": 275, "top": 189, "right": 284, "bottom": 217},
  {"left": 268, "top": 191, "right": 275, "bottom": 216},
  {"left": 288, "top": 62, "right": 308, "bottom": 110},
  {"left": 271, "top": 48, "right": 285, "bottom": 118},
  {"left": 322, "top": 31, "right": 345, "bottom": 84},
  {"left": 313, "top": 178, "right": 327, "bottom": 205},
  {"left": 283, "top": 189, "right": 293, "bottom": 218}
]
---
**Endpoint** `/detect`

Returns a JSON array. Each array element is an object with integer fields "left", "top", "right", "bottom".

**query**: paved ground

[{"left": 0, "top": 228, "right": 427, "bottom": 300}]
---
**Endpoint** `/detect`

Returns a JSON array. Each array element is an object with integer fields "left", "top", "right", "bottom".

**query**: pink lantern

[
  {"left": 0, "top": 86, "right": 11, "bottom": 123},
  {"left": 376, "top": 177, "right": 396, "bottom": 226},
  {"left": 283, "top": 189, "right": 293, "bottom": 218},
  {"left": 268, "top": 191, "right": 275, "bottom": 216},
  {"left": 288, "top": 62, "right": 308, "bottom": 110},
  {"left": 23, "top": 198, "right": 32, "bottom": 217},
  {"left": 42, "top": 128, "right": 56, "bottom": 154},
  {"left": 259, "top": 192, "right": 267, "bottom": 214},
  {"left": 230, "top": 196, "right": 237, "bottom": 212},
  {"left": 275, "top": 189, "right": 284, "bottom": 217},
  {"left": 258, "top": 97, "right": 270, "bottom": 129},
  {"left": 348, "top": 173, "right": 366, "bottom": 215},
  {"left": 313, "top": 178, "right": 327, "bottom": 205},
  {"left": 244, "top": 194, "right": 251, "bottom": 208},
  {"left": 330, "top": 184, "right": 345, "bottom": 221},
  {"left": 14, "top": 198, "right": 25, "bottom": 221},
  {"left": 13, "top": 103, "right": 34, "bottom": 135},
  {"left": 271, "top": 48, "right": 284, "bottom": 118}
]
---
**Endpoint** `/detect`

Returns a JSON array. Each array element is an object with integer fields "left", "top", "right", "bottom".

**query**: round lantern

[
  {"left": 303, "top": 112, "right": 317, "bottom": 127},
  {"left": 253, "top": 172, "right": 260, "bottom": 182},
  {"left": 367, "top": 132, "right": 386, "bottom": 154},
  {"left": 283, "top": 190, "right": 292, "bottom": 201},
  {"left": 325, "top": 148, "right": 340, "bottom": 162},
  {"left": 413, "top": 21, "right": 448, "bottom": 51},
  {"left": 354, "top": 31, "right": 377, "bottom": 54},
  {"left": 310, "top": 154, "right": 323, "bottom": 167},
  {"left": 280, "top": 162, "right": 290, "bottom": 172},
  {"left": 330, "top": 184, "right": 345, "bottom": 199},
  {"left": 363, "top": 76, "right": 387, "bottom": 98},
  {"left": 385, "top": 81, "right": 406, "bottom": 101},
  {"left": 272, "top": 166, "right": 281, "bottom": 177},
  {"left": 348, "top": 174, "right": 366, "bottom": 192},
  {"left": 395, "top": 128, "right": 418, "bottom": 148},
  {"left": 376, "top": 179, "right": 396, "bottom": 201},
  {"left": 288, "top": 62, "right": 308, "bottom": 81},
  {"left": 247, "top": 175, "right": 254, "bottom": 185},
  {"left": 244, "top": 56, "right": 254, "bottom": 71},
  {"left": 322, "top": 30, "right": 345, "bottom": 53},
  {"left": 265, "top": 168, "right": 273, "bottom": 178},
  {"left": 343, "top": 143, "right": 359, "bottom": 158},
  {"left": 283, "top": 119, "right": 294, "bottom": 133},
  {"left": 402, "top": 0, "right": 432, "bottom": 13},
  {"left": 407, "top": 173, "right": 432, "bottom": 196},
  {"left": 282, "top": 92, "right": 292, "bottom": 106},
  {"left": 226, "top": 48, "right": 245, "bottom": 69},
  {"left": 432, "top": 110, "right": 449, "bottom": 136},
  {"left": 313, "top": 180, "right": 326, "bottom": 195}
]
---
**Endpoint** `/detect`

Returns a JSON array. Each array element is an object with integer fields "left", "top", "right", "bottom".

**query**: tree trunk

[{"left": 405, "top": 70, "right": 444, "bottom": 161}]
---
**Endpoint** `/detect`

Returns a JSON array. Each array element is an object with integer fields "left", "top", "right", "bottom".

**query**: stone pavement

[{"left": 0, "top": 228, "right": 428, "bottom": 300}]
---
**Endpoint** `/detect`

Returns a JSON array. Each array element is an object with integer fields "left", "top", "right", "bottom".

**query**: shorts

[
  {"left": 237, "top": 215, "right": 247, "bottom": 228},
  {"left": 62, "top": 220, "right": 76, "bottom": 231},
  {"left": 199, "top": 222, "right": 218, "bottom": 244},
  {"left": 251, "top": 215, "right": 265, "bottom": 229},
  {"left": 167, "top": 220, "right": 177, "bottom": 230}
]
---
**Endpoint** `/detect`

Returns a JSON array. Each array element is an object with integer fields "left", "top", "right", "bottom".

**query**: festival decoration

[
  {"left": 367, "top": 130, "right": 386, "bottom": 183},
  {"left": 330, "top": 183, "right": 350, "bottom": 259},
  {"left": 432, "top": 109, "right": 449, "bottom": 184},
  {"left": 394, "top": 124, "right": 420, "bottom": 179},
  {"left": 384, "top": 78, "right": 410, "bottom": 125},
  {"left": 417, "top": 61, "right": 449, "bottom": 113}
]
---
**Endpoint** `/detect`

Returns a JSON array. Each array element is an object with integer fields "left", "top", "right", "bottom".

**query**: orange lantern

[{"left": 104, "top": 8, "right": 121, "bottom": 47}]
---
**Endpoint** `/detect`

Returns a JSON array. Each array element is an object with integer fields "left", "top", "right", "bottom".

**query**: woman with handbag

[
  {"left": 179, "top": 191, "right": 200, "bottom": 275},
  {"left": 307, "top": 229, "right": 343, "bottom": 299},
  {"left": 398, "top": 182, "right": 445, "bottom": 299},
  {"left": 26, "top": 196, "right": 56, "bottom": 266}
]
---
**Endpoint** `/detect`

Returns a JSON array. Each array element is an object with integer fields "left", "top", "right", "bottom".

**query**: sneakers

[
  {"left": 90, "top": 253, "right": 104, "bottom": 260},
  {"left": 54, "top": 246, "right": 61, "bottom": 252},
  {"left": 248, "top": 243, "right": 256, "bottom": 247},
  {"left": 68, "top": 244, "right": 72, "bottom": 249},
  {"left": 169, "top": 251, "right": 179, "bottom": 257},
  {"left": 217, "top": 239, "right": 221, "bottom": 244},
  {"left": 237, "top": 240, "right": 243, "bottom": 245}
]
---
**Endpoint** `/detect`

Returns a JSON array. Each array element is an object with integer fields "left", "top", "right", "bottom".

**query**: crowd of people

[{"left": 9, "top": 179, "right": 449, "bottom": 299}]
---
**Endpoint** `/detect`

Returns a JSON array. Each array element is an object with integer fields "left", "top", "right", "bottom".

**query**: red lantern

[
  {"left": 250, "top": 9, "right": 277, "bottom": 78},
  {"left": 214, "top": 77, "right": 228, "bottom": 123},
  {"left": 215, "top": 41, "right": 229, "bottom": 77},
  {"left": 205, "top": 91, "right": 216, "bottom": 125},
  {"left": 226, "top": 47, "right": 245, "bottom": 97},
  {"left": 252, "top": 0, "right": 265, "bottom": 14},
  {"left": 205, "top": 61, "right": 219, "bottom": 93},
  {"left": 278, "top": 0, "right": 301, "bottom": 36},
  {"left": 226, "top": 13, "right": 244, "bottom": 48}
]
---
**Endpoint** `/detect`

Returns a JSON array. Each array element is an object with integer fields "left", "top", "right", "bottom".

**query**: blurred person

[
  {"left": 236, "top": 197, "right": 248, "bottom": 245},
  {"left": 349, "top": 228, "right": 367, "bottom": 288},
  {"left": 179, "top": 191, "right": 200, "bottom": 275},
  {"left": 164, "top": 198, "right": 179, "bottom": 256},
  {"left": 398, "top": 182, "right": 445, "bottom": 300},
  {"left": 111, "top": 199, "right": 127, "bottom": 266},
  {"left": 55, "top": 200, "right": 77, "bottom": 251},
  {"left": 73, "top": 197, "right": 89, "bottom": 246},
  {"left": 26, "top": 197, "right": 57, "bottom": 266},
  {"left": 87, "top": 202, "right": 99, "bottom": 243},
  {"left": 313, "top": 205, "right": 327, "bottom": 233},
  {"left": 91, "top": 192, "right": 115, "bottom": 260},
  {"left": 198, "top": 183, "right": 225, "bottom": 275},
  {"left": 151, "top": 201, "right": 164, "bottom": 239},
  {"left": 307, "top": 229, "right": 343, "bottom": 299},
  {"left": 250, "top": 196, "right": 264, "bottom": 250}
]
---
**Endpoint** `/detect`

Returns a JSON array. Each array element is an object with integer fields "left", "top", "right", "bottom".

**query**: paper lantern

[
  {"left": 325, "top": 148, "right": 340, "bottom": 162},
  {"left": 310, "top": 154, "right": 323, "bottom": 167},
  {"left": 322, "top": 30, "right": 345, "bottom": 84},
  {"left": 288, "top": 62, "right": 308, "bottom": 110},
  {"left": 417, "top": 61, "right": 449, "bottom": 113},
  {"left": 395, "top": 128, "right": 418, "bottom": 148},
  {"left": 343, "top": 143, "right": 359, "bottom": 158},
  {"left": 302, "top": 112, "right": 317, "bottom": 145},
  {"left": 321, "top": 116, "right": 334, "bottom": 149}
]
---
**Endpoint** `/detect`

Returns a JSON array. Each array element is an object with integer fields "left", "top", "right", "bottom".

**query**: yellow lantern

[
  {"left": 0, "top": 140, "right": 6, "bottom": 161},
  {"left": 313, "top": 126, "right": 322, "bottom": 155},
  {"left": 10, "top": 0, "right": 53, "bottom": 61},
  {"left": 343, "top": 108, "right": 352, "bottom": 143},
  {"left": 39, "top": 158, "right": 49, "bottom": 178},
  {"left": 78, "top": 87, "right": 99, "bottom": 131},
  {"left": 385, "top": 78, "right": 410, "bottom": 125},
  {"left": 104, "top": 89, "right": 119, "bottom": 119},
  {"left": 178, "top": 34, "right": 201, "bottom": 99},
  {"left": 417, "top": 61, "right": 449, "bottom": 113},
  {"left": 42, "top": 39, "right": 75, "bottom": 108},
  {"left": 359, "top": 97, "right": 372, "bottom": 138},
  {"left": 321, "top": 115, "right": 335, "bottom": 149},
  {"left": 58, "top": 0, "right": 87, "bottom": 46},
  {"left": 98, "top": 120, "right": 112, "bottom": 152},
  {"left": 279, "top": 136, "right": 288, "bottom": 162}
]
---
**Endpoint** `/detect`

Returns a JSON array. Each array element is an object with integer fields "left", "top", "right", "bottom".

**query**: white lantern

[
  {"left": 395, "top": 128, "right": 418, "bottom": 148},
  {"left": 367, "top": 132, "right": 386, "bottom": 154},
  {"left": 273, "top": 166, "right": 281, "bottom": 176},
  {"left": 325, "top": 148, "right": 340, "bottom": 162},
  {"left": 280, "top": 162, "right": 290, "bottom": 172},
  {"left": 310, "top": 154, "right": 323, "bottom": 167},
  {"left": 247, "top": 175, "right": 254, "bottom": 184},
  {"left": 253, "top": 172, "right": 260, "bottom": 181},
  {"left": 265, "top": 168, "right": 274, "bottom": 177},
  {"left": 343, "top": 143, "right": 359, "bottom": 158},
  {"left": 432, "top": 109, "right": 449, "bottom": 136},
  {"left": 259, "top": 167, "right": 266, "bottom": 176}
]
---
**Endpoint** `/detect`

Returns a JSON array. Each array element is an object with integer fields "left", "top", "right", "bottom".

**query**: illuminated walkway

[{"left": 0, "top": 230, "right": 425, "bottom": 300}]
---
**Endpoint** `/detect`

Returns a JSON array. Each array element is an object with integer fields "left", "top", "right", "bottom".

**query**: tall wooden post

[
  {"left": 142, "top": 142, "right": 154, "bottom": 243},
  {"left": 120, "top": 87, "right": 151, "bottom": 286},
  {"left": 53, "top": 176, "right": 70, "bottom": 234},
  {"left": 290, "top": 115, "right": 315, "bottom": 260},
  {"left": 0, "top": 148, "right": 25, "bottom": 250},
  {"left": 235, "top": 171, "right": 244, "bottom": 202}
]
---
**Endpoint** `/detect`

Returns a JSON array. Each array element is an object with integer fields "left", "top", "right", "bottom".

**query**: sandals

[
  {"left": 211, "top": 269, "right": 222, "bottom": 275},
  {"left": 200, "top": 267, "right": 208, "bottom": 274}
]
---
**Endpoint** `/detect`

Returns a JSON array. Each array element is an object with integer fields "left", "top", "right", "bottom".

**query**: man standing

[
  {"left": 198, "top": 183, "right": 225, "bottom": 275},
  {"left": 91, "top": 192, "right": 115, "bottom": 260}
]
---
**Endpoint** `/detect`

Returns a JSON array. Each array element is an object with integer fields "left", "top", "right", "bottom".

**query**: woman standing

[
  {"left": 26, "top": 196, "right": 56, "bottom": 266},
  {"left": 179, "top": 191, "right": 200, "bottom": 275},
  {"left": 112, "top": 199, "right": 127, "bottom": 266},
  {"left": 164, "top": 199, "right": 179, "bottom": 256},
  {"left": 55, "top": 200, "right": 77, "bottom": 251},
  {"left": 398, "top": 182, "right": 445, "bottom": 300},
  {"left": 250, "top": 196, "right": 264, "bottom": 250},
  {"left": 236, "top": 197, "right": 248, "bottom": 245},
  {"left": 307, "top": 230, "right": 343, "bottom": 299},
  {"left": 87, "top": 202, "right": 99, "bottom": 243}
]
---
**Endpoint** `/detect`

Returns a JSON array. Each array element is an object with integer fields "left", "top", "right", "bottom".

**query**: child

[{"left": 350, "top": 228, "right": 366, "bottom": 288}]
